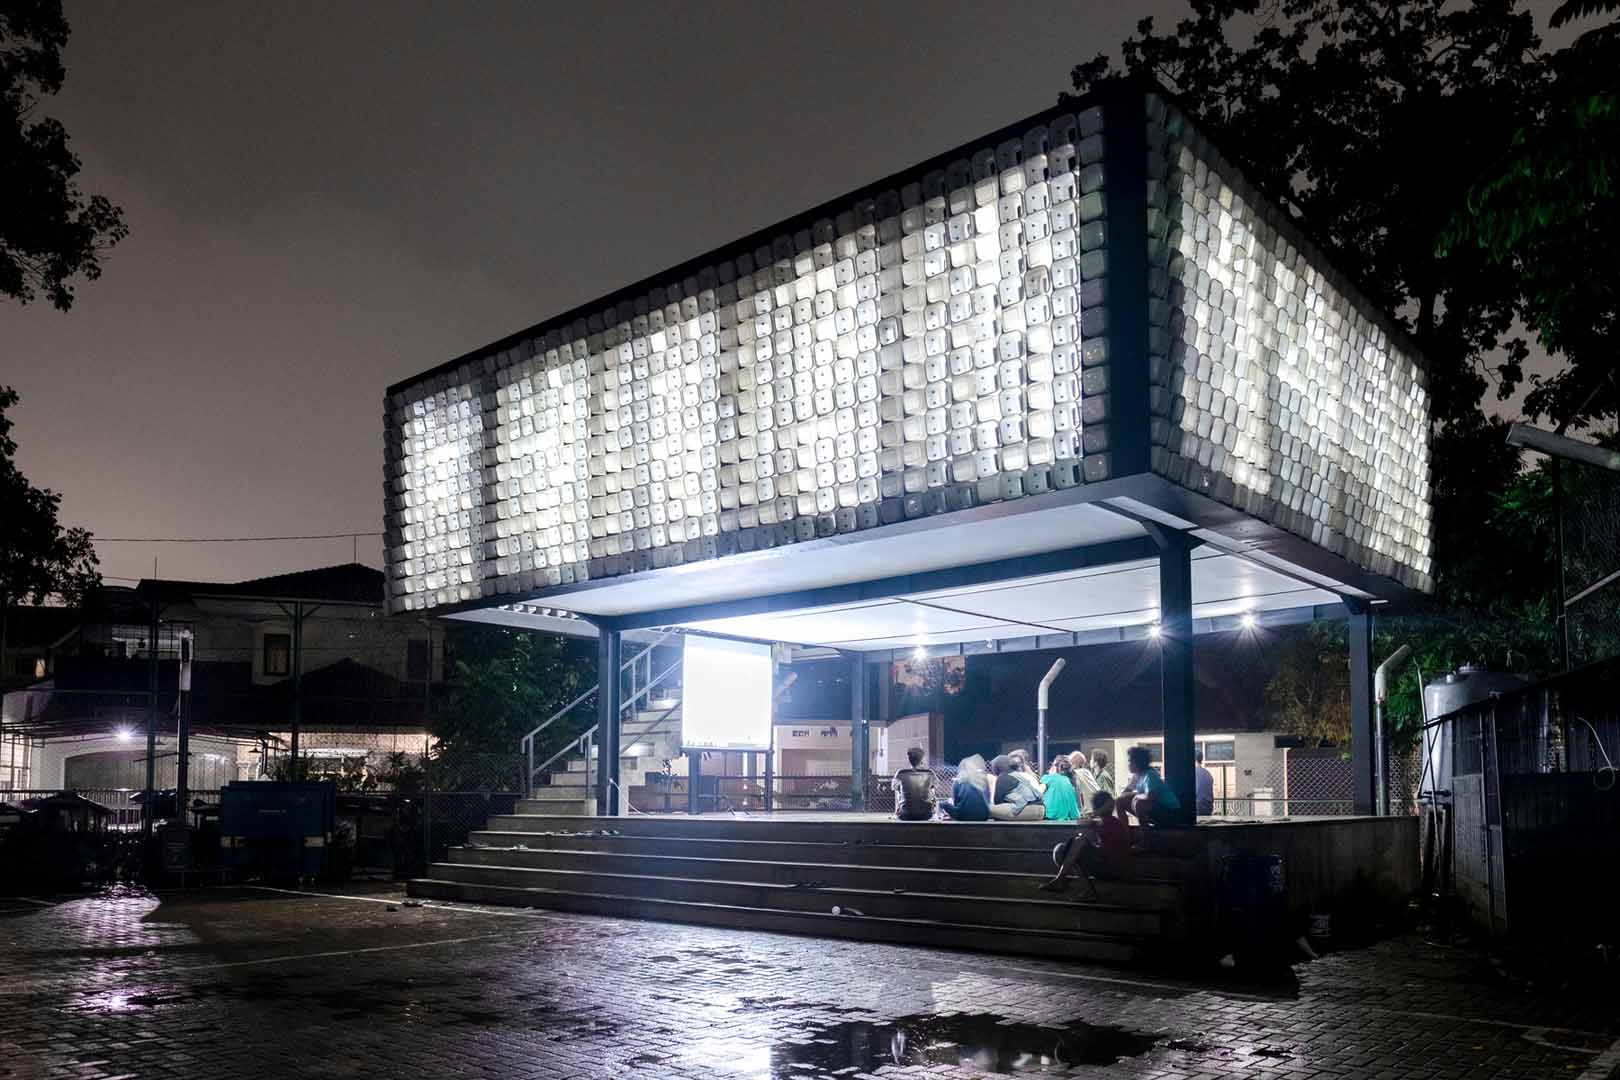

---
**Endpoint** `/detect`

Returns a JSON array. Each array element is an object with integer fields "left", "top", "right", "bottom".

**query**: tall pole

[
  {"left": 143, "top": 591, "right": 159, "bottom": 841},
  {"left": 290, "top": 600, "right": 302, "bottom": 773},
  {"left": 1553, "top": 456, "right": 1571, "bottom": 672}
]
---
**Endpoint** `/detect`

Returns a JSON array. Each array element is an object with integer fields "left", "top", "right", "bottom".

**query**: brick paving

[{"left": 1, "top": 884, "right": 1616, "bottom": 1079}]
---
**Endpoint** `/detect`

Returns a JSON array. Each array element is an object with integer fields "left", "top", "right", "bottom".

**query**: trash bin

[{"left": 1219, "top": 853, "right": 1288, "bottom": 967}]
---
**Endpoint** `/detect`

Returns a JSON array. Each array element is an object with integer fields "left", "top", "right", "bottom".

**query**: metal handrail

[
  {"left": 534, "top": 728, "right": 595, "bottom": 790},
  {"left": 621, "top": 697, "right": 681, "bottom": 760},
  {"left": 527, "top": 659, "right": 682, "bottom": 790},
  {"left": 518, "top": 629, "right": 677, "bottom": 764}
]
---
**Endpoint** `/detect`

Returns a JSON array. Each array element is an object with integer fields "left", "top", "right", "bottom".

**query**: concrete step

[
  {"left": 467, "top": 829, "right": 1196, "bottom": 881},
  {"left": 449, "top": 843, "right": 1184, "bottom": 912},
  {"left": 474, "top": 812, "right": 1203, "bottom": 855},
  {"left": 519, "top": 787, "right": 589, "bottom": 802},
  {"left": 424, "top": 861, "right": 1160, "bottom": 937},
  {"left": 406, "top": 877, "right": 1146, "bottom": 964},
  {"left": 510, "top": 798, "right": 593, "bottom": 816}
]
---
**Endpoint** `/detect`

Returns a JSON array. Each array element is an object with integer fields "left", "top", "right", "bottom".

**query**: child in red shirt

[{"left": 1039, "top": 790, "right": 1135, "bottom": 899}]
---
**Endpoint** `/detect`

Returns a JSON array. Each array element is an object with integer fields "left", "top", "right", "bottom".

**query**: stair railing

[{"left": 520, "top": 629, "right": 682, "bottom": 796}]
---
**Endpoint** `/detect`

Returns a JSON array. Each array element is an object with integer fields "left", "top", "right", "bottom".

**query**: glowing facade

[{"left": 384, "top": 85, "right": 1431, "bottom": 616}]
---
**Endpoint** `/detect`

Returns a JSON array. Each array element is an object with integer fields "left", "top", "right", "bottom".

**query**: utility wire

[{"left": 96, "top": 532, "right": 383, "bottom": 543}]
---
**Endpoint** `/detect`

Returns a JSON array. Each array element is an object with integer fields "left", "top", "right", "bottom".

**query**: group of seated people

[{"left": 892, "top": 744, "right": 1185, "bottom": 896}]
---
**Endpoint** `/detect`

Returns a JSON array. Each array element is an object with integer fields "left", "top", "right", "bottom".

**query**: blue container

[{"left": 218, "top": 781, "right": 336, "bottom": 880}]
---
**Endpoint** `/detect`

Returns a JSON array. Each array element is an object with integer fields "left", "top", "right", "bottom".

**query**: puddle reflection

[{"left": 771, "top": 1011, "right": 1157, "bottom": 1075}]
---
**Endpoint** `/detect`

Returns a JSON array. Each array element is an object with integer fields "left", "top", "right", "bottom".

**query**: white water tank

[{"left": 1420, "top": 665, "right": 1532, "bottom": 794}]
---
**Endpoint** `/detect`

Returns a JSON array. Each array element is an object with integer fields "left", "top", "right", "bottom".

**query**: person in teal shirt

[{"left": 1038, "top": 755, "right": 1081, "bottom": 822}]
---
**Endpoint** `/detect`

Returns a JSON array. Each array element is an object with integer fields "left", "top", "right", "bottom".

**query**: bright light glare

[
  {"left": 1148, "top": 623, "right": 1162, "bottom": 639},
  {"left": 912, "top": 646, "right": 927, "bottom": 661},
  {"left": 1240, "top": 611, "right": 1257, "bottom": 629},
  {"left": 115, "top": 728, "right": 133, "bottom": 743},
  {"left": 681, "top": 635, "right": 774, "bottom": 751}
]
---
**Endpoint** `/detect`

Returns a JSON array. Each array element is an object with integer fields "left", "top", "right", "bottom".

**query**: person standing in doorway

[{"left": 1194, "top": 749, "right": 1216, "bottom": 817}]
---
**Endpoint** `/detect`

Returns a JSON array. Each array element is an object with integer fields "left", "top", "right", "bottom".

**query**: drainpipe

[
  {"left": 1036, "top": 658, "right": 1067, "bottom": 773},
  {"left": 1374, "top": 645, "right": 1412, "bottom": 816}
]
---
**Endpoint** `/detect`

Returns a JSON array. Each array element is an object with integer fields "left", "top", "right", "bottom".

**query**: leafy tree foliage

[
  {"left": 2, "top": 0, "right": 127, "bottom": 309},
  {"left": 436, "top": 624, "right": 595, "bottom": 762},
  {"left": 1, "top": 385, "right": 99, "bottom": 689},
  {"left": 1, "top": 385, "right": 99, "bottom": 607},
  {"left": 1264, "top": 623, "right": 1353, "bottom": 745},
  {"left": 1440, "top": 1, "right": 1620, "bottom": 423}
]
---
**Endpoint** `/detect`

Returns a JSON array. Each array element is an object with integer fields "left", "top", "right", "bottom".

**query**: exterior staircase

[
  {"left": 408, "top": 814, "right": 1203, "bottom": 964},
  {"left": 524, "top": 698, "right": 683, "bottom": 815}
]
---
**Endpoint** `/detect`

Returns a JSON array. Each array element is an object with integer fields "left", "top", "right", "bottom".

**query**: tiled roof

[{"left": 141, "top": 563, "right": 384, "bottom": 605}]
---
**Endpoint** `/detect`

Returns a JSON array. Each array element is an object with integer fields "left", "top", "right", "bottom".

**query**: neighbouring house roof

[
  {"left": 249, "top": 658, "right": 431, "bottom": 731},
  {"left": 137, "top": 563, "right": 385, "bottom": 606},
  {"left": 2, "top": 604, "right": 84, "bottom": 649}
]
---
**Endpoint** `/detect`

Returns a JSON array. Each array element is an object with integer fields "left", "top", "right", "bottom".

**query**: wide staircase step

[
  {"left": 449, "top": 844, "right": 1185, "bottom": 912},
  {"left": 409, "top": 875, "right": 1145, "bottom": 963},
  {"left": 408, "top": 813, "right": 1207, "bottom": 964}
]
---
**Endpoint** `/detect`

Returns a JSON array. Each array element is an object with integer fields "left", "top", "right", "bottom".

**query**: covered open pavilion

[{"left": 383, "top": 78, "right": 1433, "bottom": 829}]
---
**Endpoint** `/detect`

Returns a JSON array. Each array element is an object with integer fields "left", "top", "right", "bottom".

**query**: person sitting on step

[
  {"left": 1114, "top": 744, "right": 1180, "bottom": 850},
  {"left": 893, "top": 746, "right": 938, "bottom": 822},
  {"left": 1040, "top": 790, "right": 1134, "bottom": 899},
  {"left": 941, "top": 754, "right": 991, "bottom": 821},
  {"left": 1067, "top": 750, "right": 1102, "bottom": 806},
  {"left": 987, "top": 755, "right": 1046, "bottom": 821},
  {"left": 1039, "top": 755, "right": 1081, "bottom": 823},
  {"left": 1090, "top": 749, "right": 1114, "bottom": 796}
]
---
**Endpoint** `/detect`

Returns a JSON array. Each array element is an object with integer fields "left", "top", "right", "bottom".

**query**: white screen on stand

[{"left": 681, "top": 635, "right": 773, "bottom": 751}]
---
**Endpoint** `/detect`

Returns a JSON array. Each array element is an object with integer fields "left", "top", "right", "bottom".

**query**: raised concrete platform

[{"left": 408, "top": 812, "right": 1418, "bottom": 965}]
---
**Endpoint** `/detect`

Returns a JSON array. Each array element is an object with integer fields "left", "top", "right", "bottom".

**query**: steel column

[
  {"left": 1155, "top": 531, "right": 1197, "bottom": 825},
  {"left": 595, "top": 623, "right": 622, "bottom": 816},
  {"left": 849, "top": 652, "right": 869, "bottom": 811},
  {"left": 1348, "top": 602, "right": 1376, "bottom": 815}
]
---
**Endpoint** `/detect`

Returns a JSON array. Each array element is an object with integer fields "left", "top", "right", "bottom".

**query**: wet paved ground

[{"left": 2, "top": 883, "right": 1617, "bottom": 1079}]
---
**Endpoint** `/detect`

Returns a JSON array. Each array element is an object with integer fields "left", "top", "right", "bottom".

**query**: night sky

[{"left": 2, "top": 1, "right": 1568, "bottom": 588}]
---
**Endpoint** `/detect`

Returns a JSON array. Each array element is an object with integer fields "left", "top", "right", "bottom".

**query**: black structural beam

[
  {"left": 609, "top": 537, "right": 1158, "bottom": 632},
  {"left": 1347, "top": 600, "right": 1375, "bottom": 816},
  {"left": 1151, "top": 526, "right": 1198, "bottom": 825},
  {"left": 594, "top": 620, "right": 623, "bottom": 816}
]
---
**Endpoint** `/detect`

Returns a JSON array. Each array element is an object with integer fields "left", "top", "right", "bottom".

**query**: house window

[
  {"left": 407, "top": 639, "right": 430, "bottom": 681},
  {"left": 263, "top": 633, "right": 291, "bottom": 677}
]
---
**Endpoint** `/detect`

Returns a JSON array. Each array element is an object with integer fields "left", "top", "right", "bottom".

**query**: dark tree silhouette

[
  {"left": 0, "top": 385, "right": 100, "bottom": 685},
  {"left": 1, "top": 0, "right": 127, "bottom": 309}
]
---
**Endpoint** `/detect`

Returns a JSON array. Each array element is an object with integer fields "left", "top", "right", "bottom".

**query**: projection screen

[{"left": 680, "top": 634, "right": 774, "bottom": 751}]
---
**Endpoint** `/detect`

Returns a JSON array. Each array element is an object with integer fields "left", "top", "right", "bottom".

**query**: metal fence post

[{"left": 422, "top": 791, "right": 432, "bottom": 871}]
